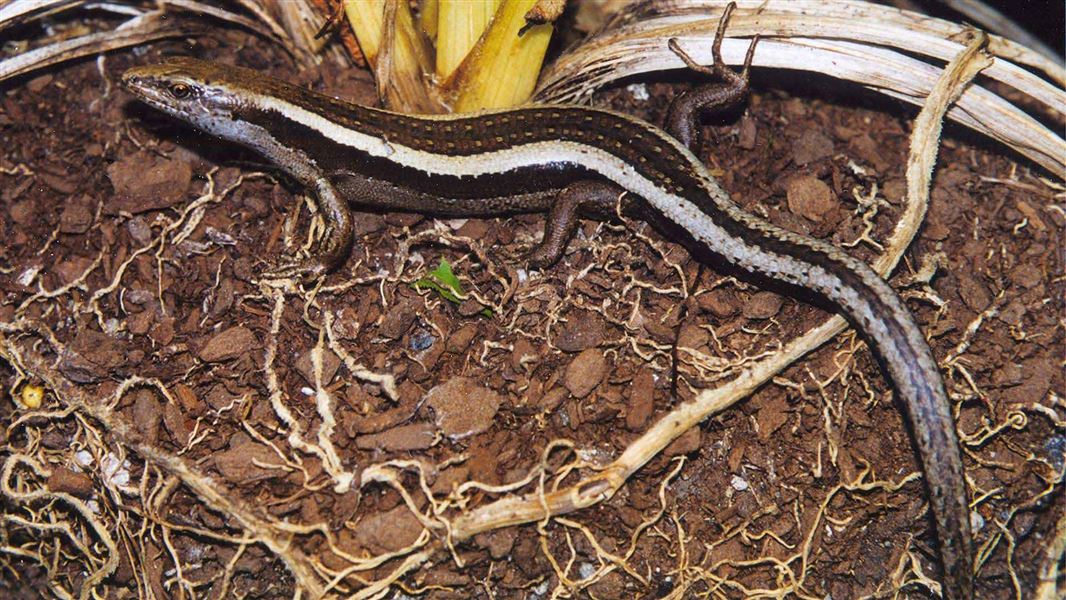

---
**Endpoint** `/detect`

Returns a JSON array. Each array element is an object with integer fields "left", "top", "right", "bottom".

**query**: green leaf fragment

[{"left": 413, "top": 259, "right": 492, "bottom": 317}]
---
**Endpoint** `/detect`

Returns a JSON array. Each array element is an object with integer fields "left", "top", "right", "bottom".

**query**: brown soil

[{"left": 1, "top": 27, "right": 1062, "bottom": 600}]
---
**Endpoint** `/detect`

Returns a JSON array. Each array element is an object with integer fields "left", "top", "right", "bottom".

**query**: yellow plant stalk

[
  {"left": 343, "top": 0, "right": 440, "bottom": 112},
  {"left": 343, "top": 0, "right": 386, "bottom": 63},
  {"left": 448, "top": 0, "right": 552, "bottom": 111},
  {"left": 436, "top": 0, "right": 501, "bottom": 80},
  {"left": 420, "top": 0, "right": 440, "bottom": 43}
]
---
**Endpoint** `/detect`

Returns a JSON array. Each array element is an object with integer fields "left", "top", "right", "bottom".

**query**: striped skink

[{"left": 122, "top": 44, "right": 972, "bottom": 599}]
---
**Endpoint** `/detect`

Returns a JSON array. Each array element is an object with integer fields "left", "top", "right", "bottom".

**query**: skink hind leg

[
  {"left": 665, "top": 1, "right": 759, "bottom": 150},
  {"left": 527, "top": 181, "right": 624, "bottom": 268},
  {"left": 530, "top": 2, "right": 760, "bottom": 271},
  {"left": 508, "top": 8, "right": 758, "bottom": 272}
]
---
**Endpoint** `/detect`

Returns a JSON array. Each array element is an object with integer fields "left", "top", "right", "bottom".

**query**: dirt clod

[
  {"left": 355, "top": 422, "right": 436, "bottom": 451},
  {"left": 698, "top": 288, "right": 740, "bottom": 318},
  {"left": 791, "top": 130, "right": 834, "bottom": 165},
  {"left": 106, "top": 151, "right": 193, "bottom": 214},
  {"left": 198, "top": 326, "right": 257, "bottom": 363},
  {"left": 131, "top": 389, "right": 162, "bottom": 444},
  {"left": 294, "top": 348, "right": 342, "bottom": 385},
  {"left": 446, "top": 323, "right": 479, "bottom": 353},
  {"left": 474, "top": 527, "right": 517, "bottom": 560},
  {"left": 786, "top": 175, "right": 836, "bottom": 222},
  {"left": 536, "top": 387, "right": 569, "bottom": 413},
  {"left": 58, "top": 199, "right": 93, "bottom": 234},
  {"left": 555, "top": 310, "right": 607, "bottom": 352},
  {"left": 162, "top": 401, "right": 191, "bottom": 446},
  {"left": 213, "top": 435, "right": 286, "bottom": 484},
  {"left": 663, "top": 426, "right": 701, "bottom": 458},
  {"left": 379, "top": 300, "right": 418, "bottom": 339},
  {"left": 743, "top": 291, "right": 784, "bottom": 320},
  {"left": 426, "top": 377, "right": 503, "bottom": 440},
  {"left": 350, "top": 505, "right": 424, "bottom": 554},
  {"left": 9, "top": 198, "right": 37, "bottom": 226},
  {"left": 626, "top": 369, "right": 656, "bottom": 431},
  {"left": 59, "top": 329, "right": 124, "bottom": 382},
  {"left": 564, "top": 348, "right": 607, "bottom": 399},
  {"left": 47, "top": 467, "right": 94, "bottom": 499}
]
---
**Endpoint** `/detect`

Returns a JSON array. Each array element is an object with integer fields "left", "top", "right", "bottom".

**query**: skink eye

[{"left": 168, "top": 83, "right": 192, "bottom": 99}]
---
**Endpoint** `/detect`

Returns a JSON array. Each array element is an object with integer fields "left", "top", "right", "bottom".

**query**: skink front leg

[
  {"left": 264, "top": 178, "right": 353, "bottom": 280},
  {"left": 311, "top": 178, "right": 355, "bottom": 272}
]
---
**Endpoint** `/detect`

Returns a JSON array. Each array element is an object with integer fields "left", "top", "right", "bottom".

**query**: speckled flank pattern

[{"left": 122, "top": 58, "right": 973, "bottom": 600}]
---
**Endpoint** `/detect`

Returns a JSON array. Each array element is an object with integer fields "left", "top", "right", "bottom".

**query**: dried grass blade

[
  {"left": 164, "top": 0, "right": 283, "bottom": 45},
  {"left": 938, "top": 0, "right": 1057, "bottom": 61},
  {"left": 255, "top": 0, "right": 338, "bottom": 66},
  {"left": 344, "top": 0, "right": 386, "bottom": 62},
  {"left": 343, "top": 0, "right": 439, "bottom": 112},
  {"left": 420, "top": 0, "right": 439, "bottom": 43},
  {"left": 0, "top": 0, "right": 83, "bottom": 34},
  {"left": 1, "top": 1, "right": 303, "bottom": 80},
  {"left": 605, "top": 0, "right": 1061, "bottom": 84},
  {"left": 0, "top": 11, "right": 200, "bottom": 83}
]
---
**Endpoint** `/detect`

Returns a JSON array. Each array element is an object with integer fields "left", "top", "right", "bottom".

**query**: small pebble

[
  {"left": 626, "top": 83, "right": 649, "bottom": 101},
  {"left": 409, "top": 330, "right": 435, "bottom": 351}
]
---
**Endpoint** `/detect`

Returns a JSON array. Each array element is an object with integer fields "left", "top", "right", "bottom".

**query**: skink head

[{"left": 122, "top": 58, "right": 254, "bottom": 140}]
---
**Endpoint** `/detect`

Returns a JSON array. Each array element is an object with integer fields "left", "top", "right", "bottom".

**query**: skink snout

[
  {"left": 121, "top": 69, "right": 147, "bottom": 93},
  {"left": 121, "top": 65, "right": 164, "bottom": 93}
]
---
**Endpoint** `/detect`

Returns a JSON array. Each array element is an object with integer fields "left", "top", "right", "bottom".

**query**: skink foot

[{"left": 664, "top": 1, "right": 759, "bottom": 150}]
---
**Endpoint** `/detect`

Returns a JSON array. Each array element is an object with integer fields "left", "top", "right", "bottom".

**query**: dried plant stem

[
  {"left": 1034, "top": 501, "right": 1066, "bottom": 600},
  {"left": 0, "top": 1, "right": 290, "bottom": 83},
  {"left": 444, "top": 0, "right": 553, "bottom": 111},
  {"left": 0, "top": 11, "right": 196, "bottom": 82},
  {"left": 938, "top": 0, "right": 1057, "bottom": 61},
  {"left": 343, "top": 0, "right": 440, "bottom": 111},
  {"left": 436, "top": 0, "right": 500, "bottom": 79}
]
